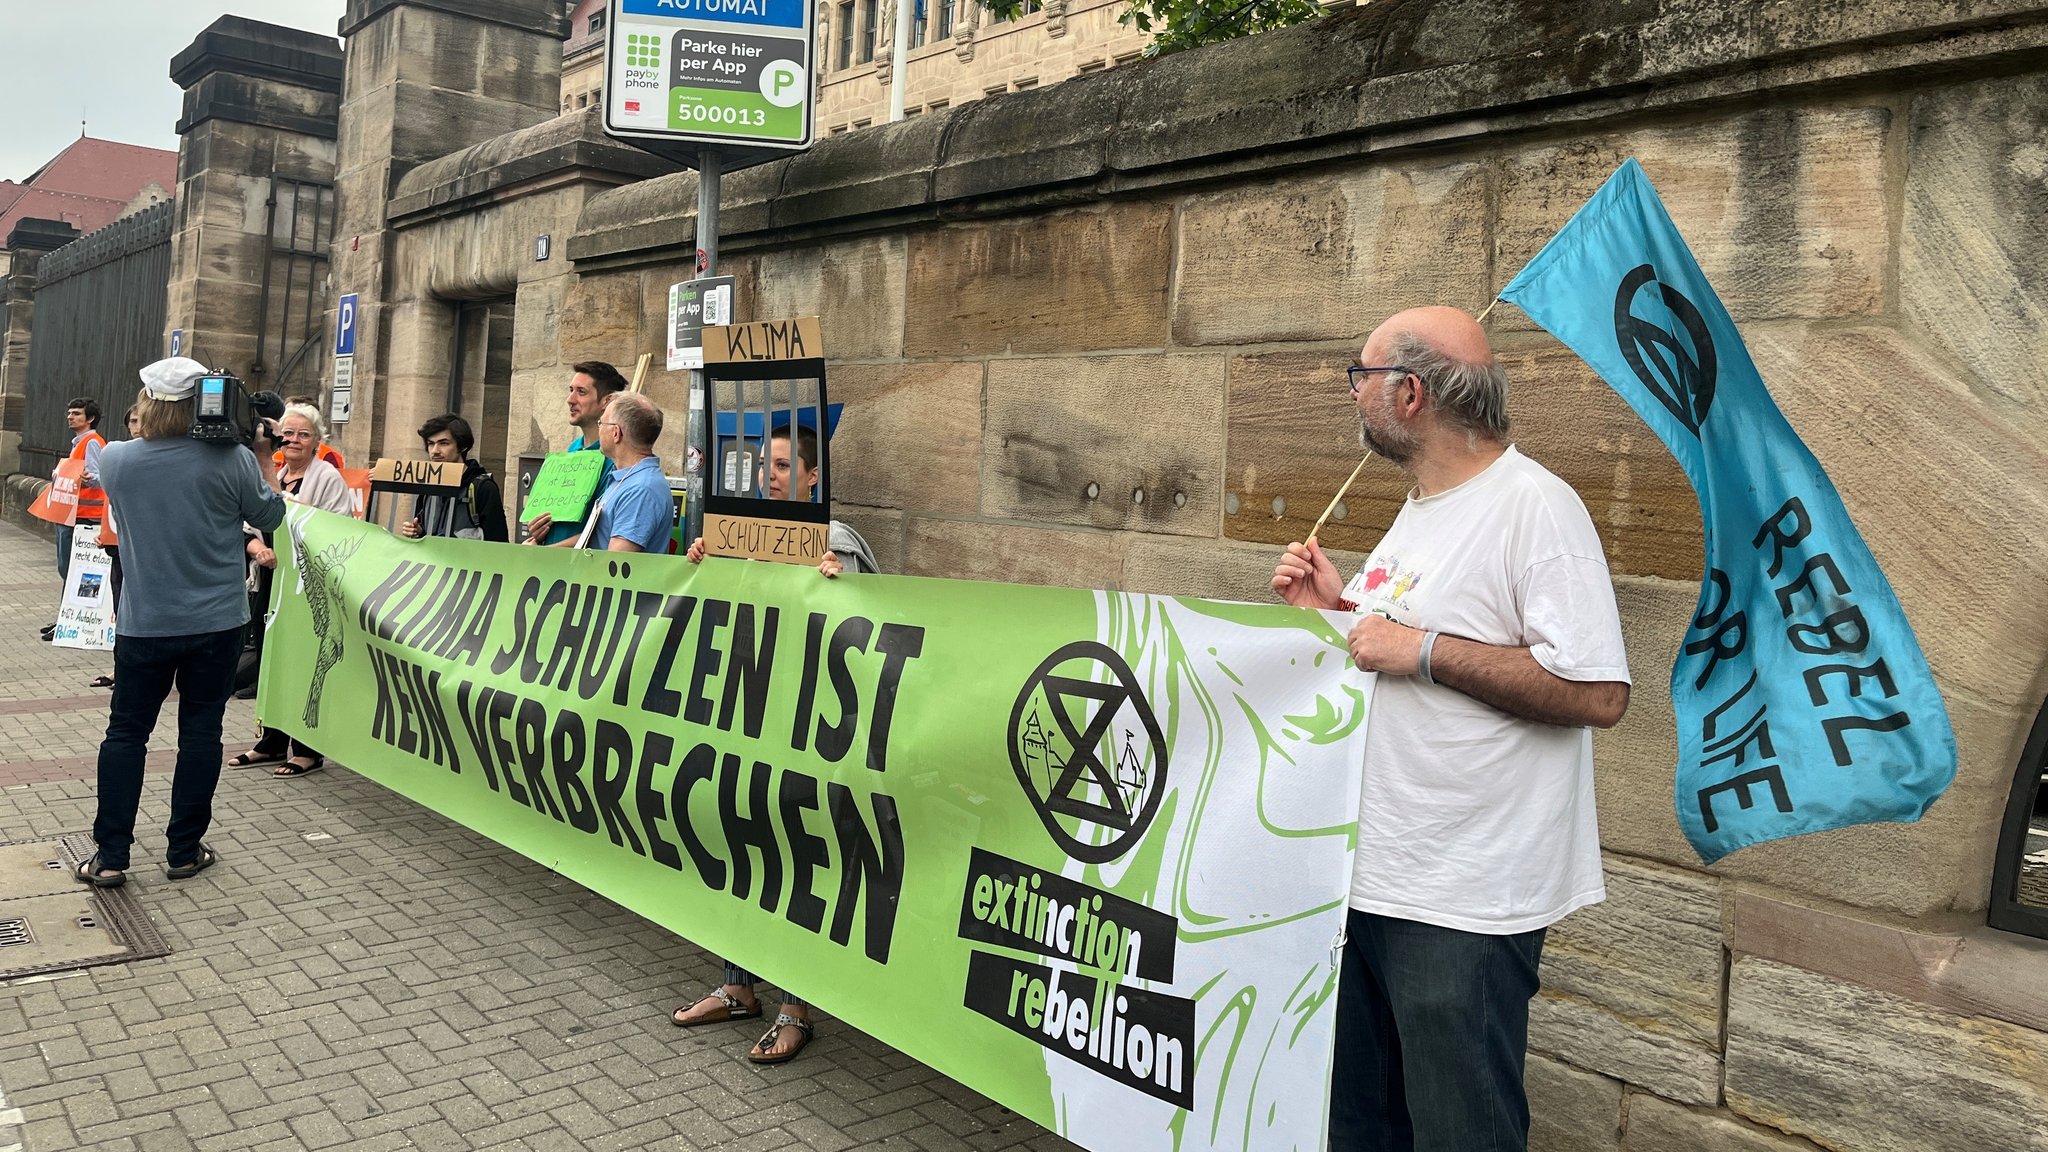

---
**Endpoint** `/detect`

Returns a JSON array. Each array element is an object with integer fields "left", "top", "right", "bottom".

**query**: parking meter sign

[
  {"left": 603, "top": 0, "right": 814, "bottom": 155},
  {"left": 336, "top": 294, "right": 359, "bottom": 357}
]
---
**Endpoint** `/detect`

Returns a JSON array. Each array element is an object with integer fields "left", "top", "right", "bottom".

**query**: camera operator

[{"left": 73, "top": 358, "right": 285, "bottom": 888}]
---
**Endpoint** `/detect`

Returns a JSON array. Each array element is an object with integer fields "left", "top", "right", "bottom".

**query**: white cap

[{"left": 140, "top": 357, "right": 209, "bottom": 400}]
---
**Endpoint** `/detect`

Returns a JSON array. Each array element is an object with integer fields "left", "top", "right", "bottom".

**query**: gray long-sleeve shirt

[{"left": 99, "top": 438, "right": 286, "bottom": 638}]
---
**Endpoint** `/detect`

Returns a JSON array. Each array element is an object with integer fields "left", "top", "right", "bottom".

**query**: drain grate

[{"left": 0, "top": 832, "right": 172, "bottom": 979}]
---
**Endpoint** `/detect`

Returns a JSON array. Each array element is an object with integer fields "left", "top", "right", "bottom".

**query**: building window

[
  {"left": 984, "top": 83, "right": 1008, "bottom": 98},
  {"left": 588, "top": 11, "right": 605, "bottom": 34},
  {"left": 853, "top": 117, "right": 873, "bottom": 129},
  {"left": 1114, "top": 50, "right": 1143, "bottom": 66},
  {"left": 1013, "top": 76, "right": 1038, "bottom": 90},
  {"left": 927, "top": 98, "right": 948, "bottom": 111},
  {"left": 859, "top": 0, "right": 878, "bottom": 62},
  {"left": 998, "top": 0, "right": 1039, "bottom": 18},
  {"left": 837, "top": 0, "right": 855, "bottom": 69},
  {"left": 937, "top": 0, "right": 954, "bottom": 38},
  {"left": 911, "top": 0, "right": 927, "bottom": 47},
  {"left": 577, "top": 92, "right": 589, "bottom": 108},
  {"left": 1076, "top": 58, "right": 1106, "bottom": 74}
]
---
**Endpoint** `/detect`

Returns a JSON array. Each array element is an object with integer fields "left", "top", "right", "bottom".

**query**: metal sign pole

[{"left": 684, "top": 147, "right": 722, "bottom": 547}]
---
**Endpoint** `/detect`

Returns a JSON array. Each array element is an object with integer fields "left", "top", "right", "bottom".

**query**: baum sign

[
  {"left": 259, "top": 506, "right": 1374, "bottom": 1150},
  {"left": 603, "top": 0, "right": 814, "bottom": 153}
]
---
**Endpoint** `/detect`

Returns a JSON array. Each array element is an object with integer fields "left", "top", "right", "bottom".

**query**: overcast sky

[{"left": 2, "top": 1, "right": 348, "bottom": 181}]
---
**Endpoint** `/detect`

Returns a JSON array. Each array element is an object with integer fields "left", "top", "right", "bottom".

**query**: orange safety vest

[{"left": 68, "top": 432, "right": 106, "bottom": 522}]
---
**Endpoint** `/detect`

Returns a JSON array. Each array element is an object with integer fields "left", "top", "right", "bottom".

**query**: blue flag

[{"left": 1499, "top": 159, "right": 1956, "bottom": 863}]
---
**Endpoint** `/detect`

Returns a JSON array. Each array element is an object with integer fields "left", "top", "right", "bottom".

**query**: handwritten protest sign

[
  {"left": 54, "top": 530, "right": 114, "bottom": 650},
  {"left": 518, "top": 451, "right": 606, "bottom": 526}
]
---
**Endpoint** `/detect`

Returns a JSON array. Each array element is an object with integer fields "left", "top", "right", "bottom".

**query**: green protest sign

[
  {"left": 519, "top": 450, "right": 607, "bottom": 525},
  {"left": 259, "top": 507, "right": 1370, "bottom": 1150}
]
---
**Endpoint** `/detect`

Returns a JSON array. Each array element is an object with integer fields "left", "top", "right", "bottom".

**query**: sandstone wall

[{"left": 354, "top": 0, "right": 2048, "bottom": 1146}]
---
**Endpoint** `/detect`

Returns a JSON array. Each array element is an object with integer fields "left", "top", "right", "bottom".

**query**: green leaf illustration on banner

[{"left": 258, "top": 508, "right": 1371, "bottom": 1151}]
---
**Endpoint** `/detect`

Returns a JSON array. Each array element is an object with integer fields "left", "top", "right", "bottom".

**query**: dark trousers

[
  {"left": 1328, "top": 909, "right": 1548, "bottom": 1152},
  {"left": 91, "top": 627, "right": 243, "bottom": 870},
  {"left": 55, "top": 523, "right": 73, "bottom": 579}
]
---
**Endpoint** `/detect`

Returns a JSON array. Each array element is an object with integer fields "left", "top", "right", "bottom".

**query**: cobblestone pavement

[{"left": 0, "top": 519, "right": 1082, "bottom": 1152}]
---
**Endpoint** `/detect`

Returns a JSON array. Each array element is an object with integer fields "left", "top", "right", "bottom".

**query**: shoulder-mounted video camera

[{"left": 191, "top": 369, "right": 285, "bottom": 447}]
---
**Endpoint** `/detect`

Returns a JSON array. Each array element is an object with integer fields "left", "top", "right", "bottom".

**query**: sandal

[
  {"left": 227, "top": 748, "right": 288, "bottom": 769},
  {"left": 273, "top": 756, "right": 325, "bottom": 778},
  {"left": 671, "top": 987, "right": 761, "bottom": 1028},
  {"left": 74, "top": 851, "right": 126, "bottom": 888},
  {"left": 166, "top": 843, "right": 219, "bottom": 880},
  {"left": 745, "top": 1013, "right": 813, "bottom": 1065},
  {"left": 89, "top": 675, "right": 114, "bottom": 689}
]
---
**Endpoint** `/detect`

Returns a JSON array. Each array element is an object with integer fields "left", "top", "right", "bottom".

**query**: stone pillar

[
  {"left": 0, "top": 220, "right": 82, "bottom": 474},
  {"left": 164, "top": 17, "right": 343, "bottom": 391},
  {"left": 327, "top": 0, "right": 572, "bottom": 464}
]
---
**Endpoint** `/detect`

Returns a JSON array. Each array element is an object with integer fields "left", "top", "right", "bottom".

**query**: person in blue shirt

[
  {"left": 530, "top": 391, "right": 673, "bottom": 551},
  {"left": 521, "top": 360, "right": 625, "bottom": 544}
]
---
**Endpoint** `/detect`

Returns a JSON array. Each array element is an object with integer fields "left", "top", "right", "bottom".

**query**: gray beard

[{"left": 1360, "top": 416, "right": 1413, "bottom": 466}]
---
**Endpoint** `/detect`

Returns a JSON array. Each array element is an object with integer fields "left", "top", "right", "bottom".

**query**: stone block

[
  {"left": 903, "top": 203, "right": 1172, "bottom": 357},
  {"left": 982, "top": 353, "right": 1223, "bottom": 535},
  {"left": 1495, "top": 106, "right": 1891, "bottom": 329},
  {"left": 834, "top": 507, "right": 906, "bottom": 576},
  {"left": 1494, "top": 333, "right": 1702, "bottom": 582},
  {"left": 1589, "top": 574, "right": 1695, "bottom": 866},
  {"left": 902, "top": 517, "right": 1124, "bottom": 590},
  {"left": 1903, "top": 72, "right": 2048, "bottom": 443},
  {"left": 1122, "top": 535, "right": 1372, "bottom": 604},
  {"left": 511, "top": 272, "right": 568, "bottom": 373},
  {"left": 827, "top": 362, "right": 982, "bottom": 516},
  {"left": 1527, "top": 1054, "right": 1623, "bottom": 1152},
  {"left": 1725, "top": 957, "right": 2048, "bottom": 1152},
  {"left": 1173, "top": 160, "right": 1492, "bottom": 346},
  {"left": 1741, "top": 321, "right": 2048, "bottom": 711},
  {"left": 1530, "top": 856, "right": 1725, "bottom": 1105},
  {"left": 754, "top": 236, "right": 906, "bottom": 360},
  {"left": 1623, "top": 1095, "right": 1822, "bottom": 1152},
  {"left": 385, "top": 80, "right": 549, "bottom": 168},
  {"left": 555, "top": 270, "right": 643, "bottom": 373},
  {"left": 1222, "top": 348, "right": 1417, "bottom": 556}
]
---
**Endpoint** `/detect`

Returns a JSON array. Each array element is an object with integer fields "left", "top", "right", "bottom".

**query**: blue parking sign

[{"left": 336, "top": 293, "right": 358, "bottom": 357}]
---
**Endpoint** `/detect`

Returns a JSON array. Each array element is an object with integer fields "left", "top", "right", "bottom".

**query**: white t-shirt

[{"left": 1343, "top": 446, "right": 1629, "bottom": 934}]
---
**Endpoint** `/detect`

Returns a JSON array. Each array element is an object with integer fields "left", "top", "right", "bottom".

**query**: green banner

[{"left": 259, "top": 507, "right": 1370, "bottom": 1150}]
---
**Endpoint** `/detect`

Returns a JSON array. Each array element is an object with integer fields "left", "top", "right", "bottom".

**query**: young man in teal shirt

[{"left": 521, "top": 360, "right": 625, "bottom": 544}]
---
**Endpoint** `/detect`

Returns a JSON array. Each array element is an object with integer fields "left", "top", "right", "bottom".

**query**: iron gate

[
  {"left": 250, "top": 175, "right": 334, "bottom": 400},
  {"left": 19, "top": 202, "right": 172, "bottom": 478}
]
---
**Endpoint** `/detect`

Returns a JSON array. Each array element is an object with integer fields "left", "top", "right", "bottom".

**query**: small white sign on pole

[
  {"left": 667, "top": 275, "right": 735, "bottom": 370},
  {"left": 331, "top": 354, "right": 354, "bottom": 424}
]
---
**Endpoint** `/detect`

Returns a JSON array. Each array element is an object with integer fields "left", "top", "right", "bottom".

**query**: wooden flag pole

[
  {"left": 628, "top": 352, "right": 652, "bottom": 393},
  {"left": 1308, "top": 451, "right": 1373, "bottom": 542}
]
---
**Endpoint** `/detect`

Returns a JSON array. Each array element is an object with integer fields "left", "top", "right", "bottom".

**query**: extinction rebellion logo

[
  {"left": 1007, "top": 641, "right": 1169, "bottom": 864},
  {"left": 1614, "top": 263, "right": 1718, "bottom": 436}
]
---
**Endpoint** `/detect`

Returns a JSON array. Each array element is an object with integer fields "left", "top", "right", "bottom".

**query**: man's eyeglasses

[{"left": 1348, "top": 365, "right": 1412, "bottom": 396}]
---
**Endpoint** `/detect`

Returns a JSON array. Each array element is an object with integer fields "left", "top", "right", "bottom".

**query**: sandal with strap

[
  {"left": 671, "top": 987, "right": 761, "bottom": 1028},
  {"left": 745, "top": 1013, "right": 814, "bottom": 1065},
  {"left": 166, "top": 843, "right": 219, "bottom": 880},
  {"left": 273, "top": 756, "right": 325, "bottom": 778},
  {"left": 74, "top": 851, "right": 126, "bottom": 889},
  {"left": 227, "top": 748, "right": 288, "bottom": 769}
]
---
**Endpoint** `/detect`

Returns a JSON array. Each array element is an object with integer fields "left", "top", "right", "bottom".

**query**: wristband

[
  {"left": 1336, "top": 597, "right": 1359, "bottom": 613},
  {"left": 1417, "top": 630, "right": 1439, "bottom": 685}
]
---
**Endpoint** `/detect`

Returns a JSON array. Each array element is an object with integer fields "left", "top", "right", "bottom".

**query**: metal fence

[{"left": 19, "top": 202, "right": 172, "bottom": 477}]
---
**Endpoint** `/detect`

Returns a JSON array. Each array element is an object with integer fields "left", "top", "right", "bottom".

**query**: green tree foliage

[{"left": 983, "top": 0, "right": 1327, "bottom": 56}]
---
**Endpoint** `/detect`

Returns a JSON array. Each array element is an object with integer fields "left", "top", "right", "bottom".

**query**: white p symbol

[{"left": 760, "top": 60, "right": 805, "bottom": 108}]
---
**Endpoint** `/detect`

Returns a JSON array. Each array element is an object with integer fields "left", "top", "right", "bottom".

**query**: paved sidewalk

[{"left": 0, "top": 519, "right": 1080, "bottom": 1152}]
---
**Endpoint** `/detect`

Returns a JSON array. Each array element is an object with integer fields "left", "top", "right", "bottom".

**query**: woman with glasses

[{"left": 227, "top": 404, "right": 353, "bottom": 777}]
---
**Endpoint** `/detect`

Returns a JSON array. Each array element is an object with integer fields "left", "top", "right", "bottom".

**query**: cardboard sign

[
  {"left": 701, "top": 510, "right": 828, "bottom": 566},
  {"left": 701, "top": 317, "right": 823, "bottom": 364},
  {"left": 29, "top": 460, "right": 85, "bottom": 526},
  {"left": 370, "top": 458, "right": 460, "bottom": 487},
  {"left": 520, "top": 451, "right": 608, "bottom": 525}
]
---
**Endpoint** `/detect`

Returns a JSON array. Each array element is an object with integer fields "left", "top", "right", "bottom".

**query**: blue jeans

[
  {"left": 1328, "top": 909, "right": 1547, "bottom": 1152},
  {"left": 724, "top": 964, "right": 805, "bottom": 1008},
  {"left": 90, "top": 627, "right": 243, "bottom": 871},
  {"left": 55, "top": 523, "right": 73, "bottom": 579}
]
